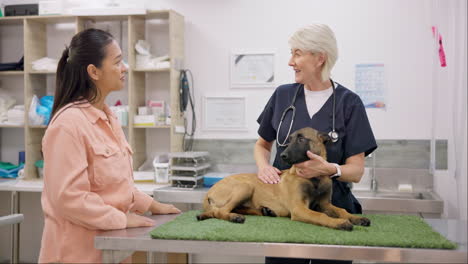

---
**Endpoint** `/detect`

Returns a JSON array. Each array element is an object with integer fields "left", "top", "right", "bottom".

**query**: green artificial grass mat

[{"left": 150, "top": 210, "right": 457, "bottom": 249}]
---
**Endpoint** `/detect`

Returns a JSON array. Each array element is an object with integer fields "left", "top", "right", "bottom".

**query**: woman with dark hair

[{"left": 39, "top": 28, "right": 180, "bottom": 263}]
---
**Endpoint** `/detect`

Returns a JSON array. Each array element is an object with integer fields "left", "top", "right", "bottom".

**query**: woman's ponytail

[
  {"left": 51, "top": 47, "right": 71, "bottom": 118},
  {"left": 50, "top": 29, "right": 114, "bottom": 121}
]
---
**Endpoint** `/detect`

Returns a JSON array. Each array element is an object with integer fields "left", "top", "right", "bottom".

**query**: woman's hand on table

[
  {"left": 149, "top": 201, "right": 181, "bottom": 215},
  {"left": 126, "top": 212, "right": 155, "bottom": 228}
]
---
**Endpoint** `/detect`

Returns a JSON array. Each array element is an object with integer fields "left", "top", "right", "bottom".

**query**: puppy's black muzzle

[{"left": 280, "top": 141, "right": 310, "bottom": 165}]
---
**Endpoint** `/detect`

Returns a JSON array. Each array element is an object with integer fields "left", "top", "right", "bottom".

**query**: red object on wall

[
  {"left": 438, "top": 36, "right": 447, "bottom": 67},
  {"left": 432, "top": 26, "right": 447, "bottom": 67}
]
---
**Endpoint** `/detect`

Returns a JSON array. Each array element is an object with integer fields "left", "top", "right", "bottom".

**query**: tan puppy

[{"left": 197, "top": 127, "right": 370, "bottom": 231}]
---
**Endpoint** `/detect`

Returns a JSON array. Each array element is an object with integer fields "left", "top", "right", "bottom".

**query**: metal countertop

[
  {"left": 153, "top": 187, "right": 444, "bottom": 214},
  {"left": 95, "top": 214, "right": 467, "bottom": 263}
]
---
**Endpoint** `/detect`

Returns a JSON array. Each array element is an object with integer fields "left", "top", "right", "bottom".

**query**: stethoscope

[{"left": 276, "top": 79, "right": 339, "bottom": 147}]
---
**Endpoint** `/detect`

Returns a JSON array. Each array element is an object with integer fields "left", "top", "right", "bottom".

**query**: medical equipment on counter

[
  {"left": 179, "top": 69, "right": 196, "bottom": 151},
  {"left": 168, "top": 152, "right": 210, "bottom": 189},
  {"left": 276, "top": 79, "right": 338, "bottom": 147}
]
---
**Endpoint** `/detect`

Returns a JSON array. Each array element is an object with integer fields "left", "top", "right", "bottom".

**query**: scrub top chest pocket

[{"left": 90, "top": 144, "right": 127, "bottom": 186}]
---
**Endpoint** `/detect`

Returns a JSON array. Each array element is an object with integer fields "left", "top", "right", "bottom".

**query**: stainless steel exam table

[
  {"left": 94, "top": 214, "right": 467, "bottom": 263},
  {"left": 0, "top": 213, "right": 24, "bottom": 264}
]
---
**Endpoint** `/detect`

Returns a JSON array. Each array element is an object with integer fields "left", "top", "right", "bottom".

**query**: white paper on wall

[
  {"left": 203, "top": 97, "right": 246, "bottom": 130},
  {"left": 355, "top": 64, "right": 386, "bottom": 109}
]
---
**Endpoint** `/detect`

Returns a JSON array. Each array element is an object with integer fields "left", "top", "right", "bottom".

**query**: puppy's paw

[
  {"left": 230, "top": 214, "right": 245, "bottom": 223},
  {"left": 196, "top": 214, "right": 204, "bottom": 221},
  {"left": 261, "top": 207, "right": 277, "bottom": 217},
  {"left": 355, "top": 217, "right": 371, "bottom": 227},
  {"left": 350, "top": 217, "right": 371, "bottom": 226},
  {"left": 336, "top": 220, "right": 353, "bottom": 231}
]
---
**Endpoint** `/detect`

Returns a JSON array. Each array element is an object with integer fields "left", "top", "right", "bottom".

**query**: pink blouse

[{"left": 39, "top": 102, "right": 153, "bottom": 263}]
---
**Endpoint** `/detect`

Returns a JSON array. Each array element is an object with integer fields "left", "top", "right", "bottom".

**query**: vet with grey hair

[{"left": 255, "top": 24, "right": 377, "bottom": 264}]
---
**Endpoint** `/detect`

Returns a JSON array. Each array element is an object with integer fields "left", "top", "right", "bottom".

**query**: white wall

[
  {"left": 431, "top": 0, "right": 467, "bottom": 221},
  {"left": 2, "top": 0, "right": 445, "bottom": 142},
  {"left": 150, "top": 0, "right": 437, "bottom": 140}
]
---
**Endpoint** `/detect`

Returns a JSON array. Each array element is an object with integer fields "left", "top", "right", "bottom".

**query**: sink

[
  {"left": 352, "top": 190, "right": 443, "bottom": 215},
  {"left": 353, "top": 190, "right": 427, "bottom": 200}
]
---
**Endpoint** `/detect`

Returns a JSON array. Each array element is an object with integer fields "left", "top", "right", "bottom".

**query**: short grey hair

[{"left": 288, "top": 24, "right": 338, "bottom": 82}]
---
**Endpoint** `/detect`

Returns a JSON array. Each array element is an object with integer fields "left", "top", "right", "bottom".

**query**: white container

[
  {"left": 138, "top": 106, "right": 149, "bottom": 115},
  {"left": 153, "top": 153, "right": 169, "bottom": 183},
  {"left": 39, "top": 0, "right": 63, "bottom": 15},
  {"left": 109, "top": 106, "right": 128, "bottom": 126},
  {"left": 153, "top": 162, "right": 169, "bottom": 183},
  {"left": 134, "top": 115, "right": 155, "bottom": 126},
  {"left": 37, "top": 167, "right": 44, "bottom": 179},
  {"left": 148, "top": 100, "right": 165, "bottom": 116},
  {"left": 136, "top": 54, "right": 152, "bottom": 69}
]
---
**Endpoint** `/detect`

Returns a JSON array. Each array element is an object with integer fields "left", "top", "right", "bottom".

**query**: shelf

[
  {"left": 0, "top": 16, "right": 26, "bottom": 25},
  {"left": 134, "top": 125, "right": 171, "bottom": 129},
  {"left": 133, "top": 68, "right": 170, "bottom": 72},
  {"left": 0, "top": 11, "right": 175, "bottom": 25},
  {"left": 25, "top": 15, "right": 76, "bottom": 24},
  {"left": 133, "top": 10, "right": 171, "bottom": 20},
  {"left": 29, "top": 70, "right": 56, "bottom": 75},
  {"left": 0, "top": 71, "right": 24, "bottom": 76},
  {"left": 78, "top": 14, "right": 133, "bottom": 22},
  {"left": 29, "top": 125, "right": 47, "bottom": 129},
  {"left": 0, "top": 124, "right": 24, "bottom": 128}
]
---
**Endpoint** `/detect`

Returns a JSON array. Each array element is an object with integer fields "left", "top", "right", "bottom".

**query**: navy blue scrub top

[{"left": 257, "top": 82, "right": 377, "bottom": 214}]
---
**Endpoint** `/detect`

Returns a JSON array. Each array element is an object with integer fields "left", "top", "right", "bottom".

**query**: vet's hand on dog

[
  {"left": 295, "top": 151, "right": 335, "bottom": 179},
  {"left": 257, "top": 164, "right": 282, "bottom": 184}
]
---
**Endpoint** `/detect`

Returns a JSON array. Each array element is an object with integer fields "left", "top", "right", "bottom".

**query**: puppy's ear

[{"left": 318, "top": 132, "right": 331, "bottom": 144}]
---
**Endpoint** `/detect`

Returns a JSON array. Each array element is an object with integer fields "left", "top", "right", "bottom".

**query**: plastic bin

[{"left": 203, "top": 172, "right": 231, "bottom": 187}]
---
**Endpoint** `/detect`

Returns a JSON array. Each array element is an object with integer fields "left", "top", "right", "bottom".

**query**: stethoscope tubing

[{"left": 276, "top": 79, "right": 337, "bottom": 147}]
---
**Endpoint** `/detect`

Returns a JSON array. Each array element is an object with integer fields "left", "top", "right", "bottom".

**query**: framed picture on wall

[
  {"left": 202, "top": 96, "right": 247, "bottom": 131},
  {"left": 230, "top": 50, "right": 276, "bottom": 88}
]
